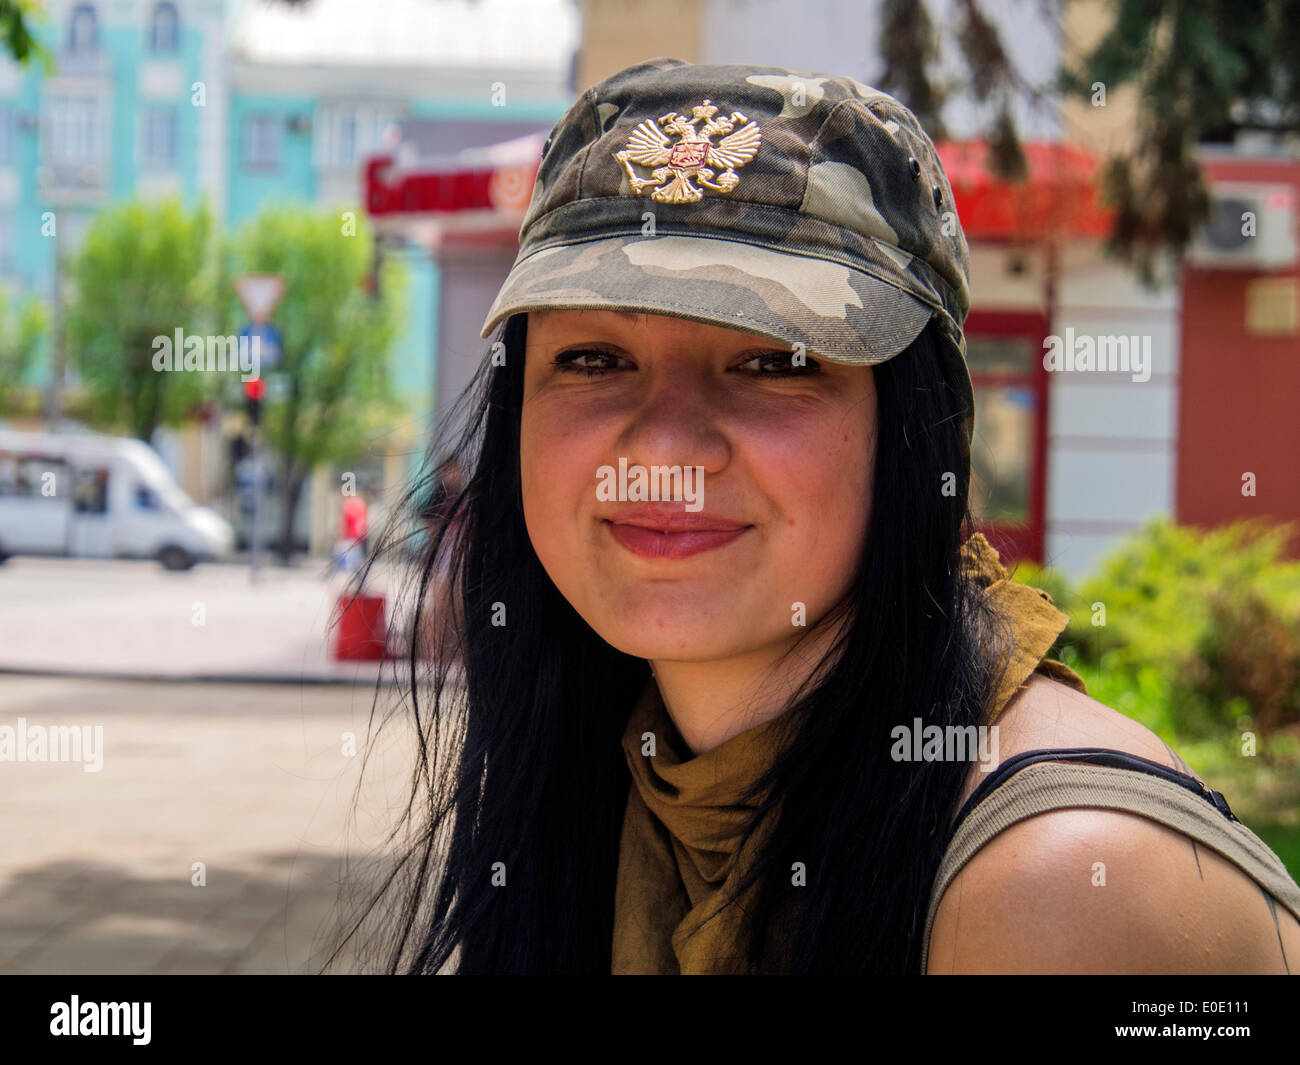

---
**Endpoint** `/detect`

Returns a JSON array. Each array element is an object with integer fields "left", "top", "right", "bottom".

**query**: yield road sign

[{"left": 234, "top": 274, "right": 286, "bottom": 324}]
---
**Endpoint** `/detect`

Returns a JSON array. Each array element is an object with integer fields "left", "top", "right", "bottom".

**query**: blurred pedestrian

[{"left": 334, "top": 489, "right": 369, "bottom": 575}]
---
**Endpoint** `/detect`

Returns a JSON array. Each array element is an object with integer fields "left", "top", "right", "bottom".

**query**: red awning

[
  {"left": 364, "top": 131, "right": 545, "bottom": 247},
  {"left": 365, "top": 134, "right": 1113, "bottom": 246},
  {"left": 935, "top": 140, "right": 1114, "bottom": 242}
]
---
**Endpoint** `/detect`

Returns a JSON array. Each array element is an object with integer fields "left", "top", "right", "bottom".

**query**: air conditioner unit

[{"left": 1187, "top": 181, "right": 1297, "bottom": 269}]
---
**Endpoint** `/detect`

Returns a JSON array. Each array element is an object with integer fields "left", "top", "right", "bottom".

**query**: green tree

[
  {"left": 1063, "top": 0, "right": 1300, "bottom": 282},
  {"left": 0, "top": 287, "right": 49, "bottom": 413},
  {"left": 878, "top": 0, "right": 1034, "bottom": 181},
  {"left": 65, "top": 197, "right": 218, "bottom": 441},
  {"left": 0, "top": 1, "right": 51, "bottom": 70},
  {"left": 229, "top": 204, "right": 403, "bottom": 562},
  {"left": 878, "top": 0, "right": 1300, "bottom": 280}
]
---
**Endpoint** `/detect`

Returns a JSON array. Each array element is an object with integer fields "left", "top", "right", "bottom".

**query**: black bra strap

[{"left": 949, "top": 746, "right": 1239, "bottom": 841}]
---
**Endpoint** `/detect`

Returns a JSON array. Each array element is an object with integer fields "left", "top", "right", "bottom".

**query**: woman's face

[{"left": 520, "top": 309, "right": 876, "bottom": 663}]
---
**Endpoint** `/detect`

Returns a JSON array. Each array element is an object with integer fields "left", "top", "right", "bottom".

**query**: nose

[{"left": 616, "top": 359, "right": 731, "bottom": 476}]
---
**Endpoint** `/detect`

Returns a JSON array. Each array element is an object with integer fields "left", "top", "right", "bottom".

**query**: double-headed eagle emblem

[{"left": 616, "top": 99, "right": 762, "bottom": 205}]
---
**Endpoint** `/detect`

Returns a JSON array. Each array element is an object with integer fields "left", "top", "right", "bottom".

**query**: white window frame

[
  {"left": 0, "top": 213, "right": 14, "bottom": 272},
  {"left": 43, "top": 92, "right": 106, "bottom": 167},
  {"left": 242, "top": 113, "right": 281, "bottom": 170},
  {"left": 141, "top": 106, "right": 178, "bottom": 169},
  {"left": 67, "top": 3, "right": 99, "bottom": 55},
  {"left": 0, "top": 103, "right": 14, "bottom": 164},
  {"left": 314, "top": 103, "right": 398, "bottom": 170},
  {"left": 149, "top": 1, "right": 180, "bottom": 54}
]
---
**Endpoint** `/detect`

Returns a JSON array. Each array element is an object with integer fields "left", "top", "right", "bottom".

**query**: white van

[{"left": 0, "top": 429, "right": 234, "bottom": 570}]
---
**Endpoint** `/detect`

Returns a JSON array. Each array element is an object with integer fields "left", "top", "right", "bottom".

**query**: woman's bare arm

[{"left": 927, "top": 805, "right": 1300, "bottom": 974}]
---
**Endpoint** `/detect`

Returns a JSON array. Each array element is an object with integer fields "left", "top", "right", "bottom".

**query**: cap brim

[{"left": 479, "top": 233, "right": 935, "bottom": 365}]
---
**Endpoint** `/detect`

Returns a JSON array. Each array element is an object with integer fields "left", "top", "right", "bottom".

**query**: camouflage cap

[{"left": 481, "top": 57, "right": 974, "bottom": 441}]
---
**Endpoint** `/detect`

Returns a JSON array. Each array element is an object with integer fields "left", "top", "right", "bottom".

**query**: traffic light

[{"left": 243, "top": 377, "right": 266, "bottom": 427}]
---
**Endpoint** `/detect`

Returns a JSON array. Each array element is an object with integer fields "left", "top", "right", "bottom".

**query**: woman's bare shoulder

[
  {"left": 928, "top": 674, "right": 1300, "bottom": 973},
  {"left": 926, "top": 802, "right": 1300, "bottom": 973},
  {"left": 955, "top": 672, "right": 1193, "bottom": 811}
]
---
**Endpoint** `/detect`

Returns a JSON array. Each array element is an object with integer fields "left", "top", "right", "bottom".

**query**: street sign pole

[
  {"left": 249, "top": 429, "right": 261, "bottom": 583},
  {"left": 243, "top": 376, "right": 266, "bottom": 583},
  {"left": 233, "top": 275, "right": 285, "bottom": 581}
]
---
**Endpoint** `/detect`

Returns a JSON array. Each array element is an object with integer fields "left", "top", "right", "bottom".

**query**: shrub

[
  {"left": 1199, "top": 590, "right": 1300, "bottom": 734},
  {"left": 1007, "top": 519, "right": 1300, "bottom": 738}
]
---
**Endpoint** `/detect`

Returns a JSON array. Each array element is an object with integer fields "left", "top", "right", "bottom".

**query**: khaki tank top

[
  {"left": 920, "top": 751, "right": 1300, "bottom": 973},
  {"left": 919, "top": 535, "right": 1300, "bottom": 972}
]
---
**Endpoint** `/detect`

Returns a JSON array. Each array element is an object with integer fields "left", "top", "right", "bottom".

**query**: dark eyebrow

[
  {"left": 574, "top": 310, "right": 801, "bottom": 348},
  {"left": 544, "top": 311, "right": 813, "bottom": 357},
  {"left": 580, "top": 309, "right": 647, "bottom": 323}
]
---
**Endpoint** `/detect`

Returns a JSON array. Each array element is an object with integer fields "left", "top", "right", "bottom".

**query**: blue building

[
  {"left": 0, "top": 0, "right": 578, "bottom": 548},
  {"left": 0, "top": 1, "right": 227, "bottom": 297}
]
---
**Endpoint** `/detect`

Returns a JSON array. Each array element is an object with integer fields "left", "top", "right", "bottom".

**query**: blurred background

[{"left": 0, "top": 0, "right": 1296, "bottom": 973}]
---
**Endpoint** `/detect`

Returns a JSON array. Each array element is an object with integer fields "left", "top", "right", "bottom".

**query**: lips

[{"left": 602, "top": 506, "right": 752, "bottom": 560}]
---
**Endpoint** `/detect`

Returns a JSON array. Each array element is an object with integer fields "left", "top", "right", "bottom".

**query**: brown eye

[
  {"left": 552, "top": 348, "right": 628, "bottom": 375},
  {"left": 736, "top": 350, "right": 821, "bottom": 376}
]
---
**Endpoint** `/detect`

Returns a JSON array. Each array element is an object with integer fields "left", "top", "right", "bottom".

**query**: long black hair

[{"left": 327, "top": 311, "right": 1012, "bottom": 974}]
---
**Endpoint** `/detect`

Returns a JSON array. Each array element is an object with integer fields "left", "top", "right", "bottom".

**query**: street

[
  {"left": 0, "top": 673, "right": 417, "bottom": 974},
  {"left": 0, "top": 556, "right": 397, "bottom": 683}
]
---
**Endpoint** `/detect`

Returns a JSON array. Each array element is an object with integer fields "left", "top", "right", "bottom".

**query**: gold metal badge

[{"left": 616, "top": 100, "right": 761, "bottom": 205}]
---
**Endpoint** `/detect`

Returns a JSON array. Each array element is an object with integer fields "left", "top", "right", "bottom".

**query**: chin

[
  {"left": 597, "top": 625, "right": 754, "bottom": 663},
  {"left": 577, "top": 590, "right": 764, "bottom": 662}
]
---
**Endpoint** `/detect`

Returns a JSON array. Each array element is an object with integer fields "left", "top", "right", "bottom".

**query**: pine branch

[{"left": 878, "top": 0, "right": 949, "bottom": 139}]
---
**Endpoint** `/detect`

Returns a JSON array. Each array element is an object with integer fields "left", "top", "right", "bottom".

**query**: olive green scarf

[{"left": 610, "top": 533, "right": 1087, "bottom": 974}]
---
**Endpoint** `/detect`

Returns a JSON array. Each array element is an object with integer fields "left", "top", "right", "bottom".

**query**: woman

[{"left": 342, "top": 59, "right": 1300, "bottom": 974}]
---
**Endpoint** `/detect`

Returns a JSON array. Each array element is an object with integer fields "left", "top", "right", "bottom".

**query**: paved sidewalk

[
  {"left": 0, "top": 676, "right": 418, "bottom": 974},
  {"left": 0, "top": 557, "right": 406, "bottom": 684}
]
